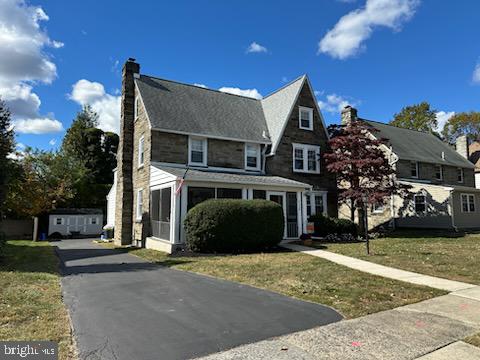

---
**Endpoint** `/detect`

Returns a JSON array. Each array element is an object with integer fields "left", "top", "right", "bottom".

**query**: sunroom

[{"left": 145, "top": 163, "right": 315, "bottom": 253}]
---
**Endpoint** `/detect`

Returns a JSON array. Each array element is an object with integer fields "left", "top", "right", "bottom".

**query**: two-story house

[
  {"left": 339, "top": 106, "right": 480, "bottom": 230},
  {"left": 108, "top": 59, "right": 337, "bottom": 252}
]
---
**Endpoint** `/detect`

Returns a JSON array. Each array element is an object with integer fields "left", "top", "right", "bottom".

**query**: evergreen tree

[{"left": 0, "top": 98, "right": 15, "bottom": 218}]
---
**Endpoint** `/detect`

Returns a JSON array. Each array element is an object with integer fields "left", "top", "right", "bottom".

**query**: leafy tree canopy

[
  {"left": 442, "top": 111, "right": 480, "bottom": 144},
  {"left": 389, "top": 102, "right": 438, "bottom": 135},
  {"left": 0, "top": 97, "right": 15, "bottom": 218}
]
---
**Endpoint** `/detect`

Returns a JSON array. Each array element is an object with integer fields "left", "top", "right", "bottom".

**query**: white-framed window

[
  {"left": 461, "top": 193, "right": 475, "bottom": 213},
  {"left": 457, "top": 168, "right": 464, "bottom": 183},
  {"left": 293, "top": 143, "right": 320, "bottom": 174},
  {"left": 245, "top": 143, "right": 261, "bottom": 171},
  {"left": 435, "top": 164, "right": 443, "bottom": 181},
  {"left": 372, "top": 201, "right": 385, "bottom": 213},
  {"left": 55, "top": 217, "right": 64, "bottom": 225},
  {"left": 305, "top": 192, "right": 327, "bottom": 218},
  {"left": 138, "top": 135, "right": 145, "bottom": 168},
  {"left": 136, "top": 189, "right": 143, "bottom": 221},
  {"left": 414, "top": 194, "right": 426, "bottom": 214},
  {"left": 135, "top": 96, "right": 140, "bottom": 120},
  {"left": 299, "top": 106, "right": 313, "bottom": 130},
  {"left": 90, "top": 217, "right": 98, "bottom": 225},
  {"left": 188, "top": 137, "right": 207, "bottom": 166},
  {"left": 410, "top": 161, "right": 419, "bottom": 178}
]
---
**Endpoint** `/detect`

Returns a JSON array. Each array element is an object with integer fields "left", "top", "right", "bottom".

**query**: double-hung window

[
  {"left": 373, "top": 201, "right": 385, "bottom": 213},
  {"left": 188, "top": 137, "right": 207, "bottom": 166},
  {"left": 293, "top": 144, "right": 320, "bottom": 173},
  {"left": 457, "top": 168, "right": 464, "bottom": 183},
  {"left": 414, "top": 194, "right": 426, "bottom": 214},
  {"left": 245, "top": 143, "right": 261, "bottom": 170},
  {"left": 435, "top": 164, "right": 443, "bottom": 181},
  {"left": 410, "top": 161, "right": 419, "bottom": 178},
  {"left": 306, "top": 192, "right": 326, "bottom": 217},
  {"left": 138, "top": 135, "right": 144, "bottom": 168},
  {"left": 299, "top": 107, "right": 313, "bottom": 130},
  {"left": 136, "top": 189, "right": 143, "bottom": 221},
  {"left": 461, "top": 194, "right": 475, "bottom": 213}
]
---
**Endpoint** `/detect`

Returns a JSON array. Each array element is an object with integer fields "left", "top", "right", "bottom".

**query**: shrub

[
  {"left": 308, "top": 214, "right": 357, "bottom": 237},
  {"left": 184, "top": 199, "right": 284, "bottom": 253},
  {"left": 324, "top": 233, "right": 358, "bottom": 243},
  {"left": 0, "top": 231, "right": 5, "bottom": 257}
]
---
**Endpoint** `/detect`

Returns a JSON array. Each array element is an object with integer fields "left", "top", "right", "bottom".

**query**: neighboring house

[
  {"left": 109, "top": 59, "right": 337, "bottom": 252},
  {"left": 339, "top": 106, "right": 480, "bottom": 230},
  {"left": 47, "top": 208, "right": 103, "bottom": 237},
  {"left": 468, "top": 141, "right": 480, "bottom": 188}
]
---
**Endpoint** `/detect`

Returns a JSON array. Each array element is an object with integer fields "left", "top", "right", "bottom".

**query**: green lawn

[
  {"left": 311, "top": 232, "right": 480, "bottom": 285},
  {"left": 0, "top": 240, "right": 76, "bottom": 360},
  {"left": 465, "top": 333, "right": 480, "bottom": 348},
  {"left": 103, "top": 243, "right": 445, "bottom": 319}
]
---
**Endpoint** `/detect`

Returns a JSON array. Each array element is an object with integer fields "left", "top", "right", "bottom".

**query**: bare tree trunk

[{"left": 350, "top": 198, "right": 355, "bottom": 222}]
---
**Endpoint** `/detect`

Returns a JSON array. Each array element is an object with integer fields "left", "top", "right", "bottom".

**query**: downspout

[
  {"left": 389, "top": 148, "right": 399, "bottom": 230},
  {"left": 449, "top": 189, "right": 458, "bottom": 232},
  {"left": 262, "top": 145, "right": 269, "bottom": 174}
]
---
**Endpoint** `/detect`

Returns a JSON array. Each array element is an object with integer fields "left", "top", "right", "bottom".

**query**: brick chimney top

[
  {"left": 341, "top": 105, "right": 358, "bottom": 125},
  {"left": 123, "top": 58, "right": 140, "bottom": 75},
  {"left": 456, "top": 134, "right": 470, "bottom": 159}
]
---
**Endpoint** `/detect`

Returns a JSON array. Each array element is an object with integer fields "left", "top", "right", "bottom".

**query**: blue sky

[{"left": 2, "top": 0, "right": 480, "bottom": 152}]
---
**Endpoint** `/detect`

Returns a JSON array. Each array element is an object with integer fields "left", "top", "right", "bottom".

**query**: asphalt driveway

[{"left": 53, "top": 239, "right": 342, "bottom": 360}]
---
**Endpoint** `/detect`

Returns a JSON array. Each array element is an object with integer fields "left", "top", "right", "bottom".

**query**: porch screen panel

[
  {"left": 217, "top": 188, "right": 242, "bottom": 199},
  {"left": 151, "top": 188, "right": 171, "bottom": 240},
  {"left": 253, "top": 190, "right": 266, "bottom": 199},
  {"left": 187, "top": 187, "right": 215, "bottom": 210},
  {"left": 286, "top": 192, "right": 298, "bottom": 238}
]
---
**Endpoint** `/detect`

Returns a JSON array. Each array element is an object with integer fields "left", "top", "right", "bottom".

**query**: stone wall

[
  {"left": 208, "top": 138, "right": 244, "bottom": 169},
  {"left": 396, "top": 160, "right": 475, "bottom": 187},
  {"left": 265, "top": 82, "right": 338, "bottom": 217},
  {"left": 114, "top": 60, "right": 138, "bottom": 245}
]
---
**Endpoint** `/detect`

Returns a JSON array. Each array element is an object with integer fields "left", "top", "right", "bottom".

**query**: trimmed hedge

[
  {"left": 184, "top": 199, "right": 284, "bottom": 253},
  {"left": 308, "top": 214, "right": 357, "bottom": 237}
]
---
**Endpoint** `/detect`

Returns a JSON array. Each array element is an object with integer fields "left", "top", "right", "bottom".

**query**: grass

[
  {"left": 310, "top": 232, "right": 480, "bottom": 285},
  {"left": 0, "top": 240, "right": 76, "bottom": 360},
  {"left": 465, "top": 333, "right": 480, "bottom": 348},
  {"left": 102, "top": 243, "right": 445, "bottom": 319}
]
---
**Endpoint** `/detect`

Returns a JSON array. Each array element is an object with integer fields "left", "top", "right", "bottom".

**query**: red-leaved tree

[{"left": 324, "top": 121, "right": 409, "bottom": 253}]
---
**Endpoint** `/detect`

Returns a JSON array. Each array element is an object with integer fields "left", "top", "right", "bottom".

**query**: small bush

[
  {"left": 0, "top": 231, "right": 5, "bottom": 257},
  {"left": 184, "top": 199, "right": 284, "bottom": 253},
  {"left": 324, "top": 233, "right": 358, "bottom": 243},
  {"left": 308, "top": 214, "right": 357, "bottom": 237}
]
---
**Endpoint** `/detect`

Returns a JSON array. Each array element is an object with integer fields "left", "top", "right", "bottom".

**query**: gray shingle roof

[
  {"left": 261, "top": 76, "right": 305, "bottom": 153},
  {"left": 151, "top": 163, "right": 311, "bottom": 188},
  {"left": 364, "top": 120, "right": 475, "bottom": 169},
  {"left": 136, "top": 75, "right": 270, "bottom": 143}
]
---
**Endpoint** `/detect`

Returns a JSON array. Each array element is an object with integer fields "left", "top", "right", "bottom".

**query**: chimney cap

[{"left": 127, "top": 57, "right": 137, "bottom": 62}]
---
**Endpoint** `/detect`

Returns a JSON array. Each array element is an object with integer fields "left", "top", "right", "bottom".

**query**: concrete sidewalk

[
  {"left": 196, "top": 291, "right": 480, "bottom": 359},
  {"left": 281, "top": 243, "right": 476, "bottom": 292}
]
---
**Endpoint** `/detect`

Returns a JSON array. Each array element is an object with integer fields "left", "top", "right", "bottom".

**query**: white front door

[{"left": 267, "top": 191, "right": 287, "bottom": 238}]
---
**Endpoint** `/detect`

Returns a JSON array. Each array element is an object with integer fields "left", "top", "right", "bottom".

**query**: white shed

[{"left": 48, "top": 209, "right": 104, "bottom": 237}]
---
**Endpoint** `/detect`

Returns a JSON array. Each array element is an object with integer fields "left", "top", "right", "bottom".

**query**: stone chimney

[
  {"left": 456, "top": 134, "right": 470, "bottom": 159},
  {"left": 341, "top": 105, "right": 358, "bottom": 125},
  {"left": 114, "top": 58, "right": 140, "bottom": 245}
]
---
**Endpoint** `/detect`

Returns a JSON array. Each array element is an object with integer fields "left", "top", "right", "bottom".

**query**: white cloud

[
  {"left": 435, "top": 111, "right": 455, "bottom": 133},
  {"left": 49, "top": 138, "right": 56, "bottom": 146},
  {"left": 318, "top": 93, "right": 360, "bottom": 114},
  {"left": 13, "top": 117, "right": 63, "bottom": 134},
  {"left": 218, "top": 87, "right": 262, "bottom": 99},
  {"left": 473, "top": 62, "right": 480, "bottom": 84},
  {"left": 193, "top": 83, "right": 208, "bottom": 88},
  {"left": 246, "top": 42, "right": 268, "bottom": 54},
  {"left": 318, "top": 0, "right": 419, "bottom": 59},
  {"left": 70, "top": 79, "right": 121, "bottom": 133},
  {"left": 0, "top": 0, "right": 63, "bottom": 134}
]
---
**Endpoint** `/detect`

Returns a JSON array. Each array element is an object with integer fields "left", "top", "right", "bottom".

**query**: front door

[{"left": 267, "top": 192, "right": 287, "bottom": 238}]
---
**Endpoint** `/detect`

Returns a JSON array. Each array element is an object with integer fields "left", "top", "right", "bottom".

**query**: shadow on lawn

[{"left": 0, "top": 241, "right": 60, "bottom": 275}]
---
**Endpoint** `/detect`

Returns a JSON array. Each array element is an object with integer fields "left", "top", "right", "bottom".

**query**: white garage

[{"left": 48, "top": 209, "right": 104, "bottom": 237}]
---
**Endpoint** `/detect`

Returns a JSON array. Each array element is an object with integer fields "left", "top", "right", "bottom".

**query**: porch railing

[{"left": 151, "top": 220, "right": 170, "bottom": 240}]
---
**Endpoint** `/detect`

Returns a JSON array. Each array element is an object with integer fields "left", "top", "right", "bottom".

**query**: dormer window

[
  {"left": 299, "top": 107, "right": 313, "bottom": 130},
  {"left": 410, "top": 161, "right": 419, "bottom": 178},
  {"left": 188, "top": 137, "right": 207, "bottom": 166},
  {"left": 435, "top": 164, "right": 443, "bottom": 181},
  {"left": 245, "top": 143, "right": 261, "bottom": 171},
  {"left": 457, "top": 168, "right": 464, "bottom": 183}
]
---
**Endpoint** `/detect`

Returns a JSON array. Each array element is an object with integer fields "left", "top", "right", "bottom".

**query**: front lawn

[
  {"left": 0, "top": 240, "right": 75, "bottom": 360},
  {"left": 103, "top": 244, "right": 445, "bottom": 319},
  {"left": 313, "top": 232, "right": 480, "bottom": 285},
  {"left": 465, "top": 333, "right": 480, "bottom": 348}
]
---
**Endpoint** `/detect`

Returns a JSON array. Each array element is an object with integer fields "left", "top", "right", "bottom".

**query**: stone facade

[
  {"left": 131, "top": 91, "right": 152, "bottom": 246},
  {"left": 208, "top": 138, "right": 245, "bottom": 169},
  {"left": 151, "top": 131, "right": 188, "bottom": 164},
  {"left": 265, "top": 82, "right": 338, "bottom": 217},
  {"left": 114, "top": 60, "right": 138, "bottom": 245},
  {"left": 396, "top": 159, "right": 475, "bottom": 187}
]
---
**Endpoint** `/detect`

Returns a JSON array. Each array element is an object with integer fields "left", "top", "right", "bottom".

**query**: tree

[
  {"left": 0, "top": 98, "right": 15, "bottom": 218},
  {"left": 61, "top": 105, "right": 98, "bottom": 159},
  {"left": 442, "top": 111, "right": 480, "bottom": 144},
  {"left": 5, "top": 149, "right": 85, "bottom": 218},
  {"left": 390, "top": 102, "right": 438, "bottom": 135},
  {"left": 324, "top": 121, "right": 409, "bottom": 254}
]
